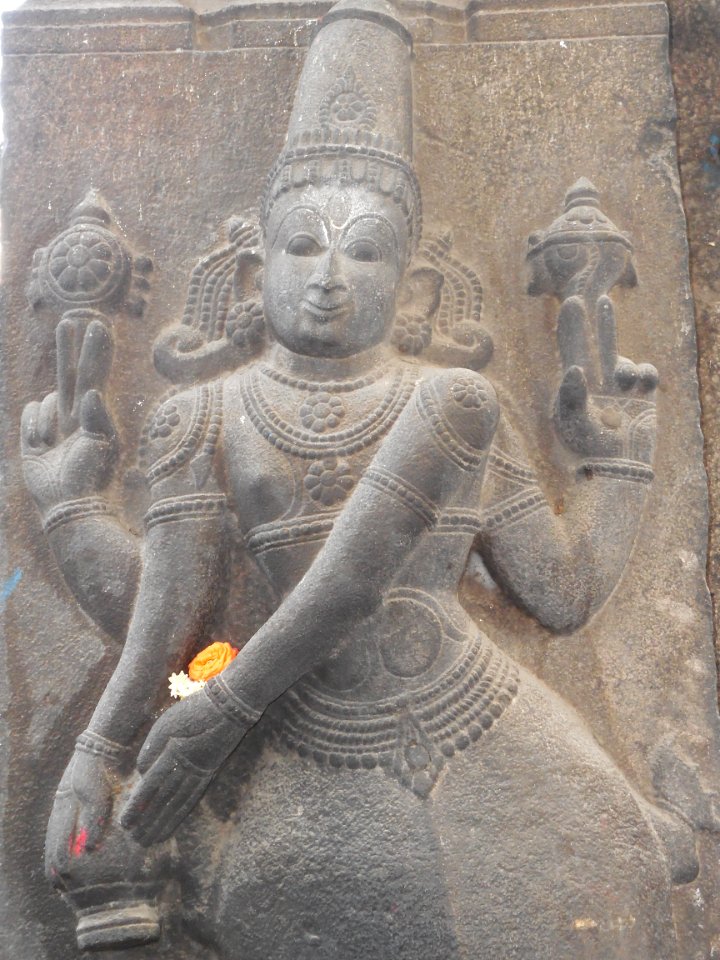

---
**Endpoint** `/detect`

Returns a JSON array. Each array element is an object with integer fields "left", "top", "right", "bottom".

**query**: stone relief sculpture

[{"left": 17, "top": 0, "right": 703, "bottom": 956}]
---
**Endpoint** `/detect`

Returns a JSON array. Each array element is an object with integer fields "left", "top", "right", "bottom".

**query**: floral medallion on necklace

[
  {"left": 299, "top": 393, "right": 346, "bottom": 433},
  {"left": 241, "top": 365, "right": 415, "bottom": 460}
]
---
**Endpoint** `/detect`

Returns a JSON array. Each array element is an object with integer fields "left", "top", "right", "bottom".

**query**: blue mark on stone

[
  {"left": 703, "top": 132, "right": 720, "bottom": 182},
  {"left": 0, "top": 569, "right": 23, "bottom": 609}
]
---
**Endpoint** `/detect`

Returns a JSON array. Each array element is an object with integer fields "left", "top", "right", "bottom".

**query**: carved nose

[{"left": 309, "top": 249, "right": 346, "bottom": 293}]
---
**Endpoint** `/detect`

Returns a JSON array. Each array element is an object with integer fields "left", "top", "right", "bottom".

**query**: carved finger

[
  {"left": 56, "top": 317, "right": 79, "bottom": 434},
  {"left": 557, "top": 365, "right": 588, "bottom": 415},
  {"left": 557, "top": 296, "right": 590, "bottom": 374},
  {"left": 45, "top": 795, "right": 79, "bottom": 880},
  {"left": 597, "top": 296, "right": 619, "bottom": 390},
  {"left": 81, "top": 797, "right": 112, "bottom": 853},
  {"left": 122, "top": 758, "right": 203, "bottom": 843},
  {"left": 21, "top": 401, "right": 42, "bottom": 452},
  {"left": 120, "top": 771, "right": 161, "bottom": 832},
  {"left": 79, "top": 390, "right": 115, "bottom": 440},
  {"left": 38, "top": 392, "right": 59, "bottom": 447},
  {"left": 637, "top": 362, "right": 660, "bottom": 393},
  {"left": 74, "top": 321, "right": 113, "bottom": 411},
  {"left": 614, "top": 358, "right": 639, "bottom": 391},
  {"left": 135, "top": 717, "right": 177, "bottom": 775},
  {"left": 132, "top": 771, "right": 210, "bottom": 847}
]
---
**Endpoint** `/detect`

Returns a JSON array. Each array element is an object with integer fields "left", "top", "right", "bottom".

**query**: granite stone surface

[{"left": 2, "top": 0, "right": 719, "bottom": 957}]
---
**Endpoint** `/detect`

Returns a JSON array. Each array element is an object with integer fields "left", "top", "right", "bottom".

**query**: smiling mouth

[{"left": 301, "top": 298, "right": 351, "bottom": 321}]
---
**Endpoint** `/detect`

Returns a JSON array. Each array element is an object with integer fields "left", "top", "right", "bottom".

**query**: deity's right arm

[
  {"left": 41, "top": 500, "right": 141, "bottom": 642},
  {"left": 85, "top": 383, "right": 229, "bottom": 749}
]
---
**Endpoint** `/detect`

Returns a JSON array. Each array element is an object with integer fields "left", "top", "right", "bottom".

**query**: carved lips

[{"left": 300, "top": 296, "right": 352, "bottom": 322}]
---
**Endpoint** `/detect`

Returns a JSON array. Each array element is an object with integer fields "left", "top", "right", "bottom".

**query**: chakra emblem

[
  {"left": 27, "top": 192, "right": 149, "bottom": 316},
  {"left": 319, "top": 69, "right": 377, "bottom": 131},
  {"left": 451, "top": 377, "right": 488, "bottom": 409},
  {"left": 299, "top": 393, "right": 346, "bottom": 433},
  {"left": 304, "top": 457, "right": 355, "bottom": 507},
  {"left": 45, "top": 225, "right": 128, "bottom": 304}
]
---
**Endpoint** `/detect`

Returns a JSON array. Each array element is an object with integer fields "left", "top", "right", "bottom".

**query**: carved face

[{"left": 263, "top": 184, "right": 409, "bottom": 358}]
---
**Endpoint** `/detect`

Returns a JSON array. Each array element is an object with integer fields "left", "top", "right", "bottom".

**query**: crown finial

[
  {"left": 564, "top": 178, "right": 600, "bottom": 211},
  {"left": 69, "top": 190, "right": 111, "bottom": 226}
]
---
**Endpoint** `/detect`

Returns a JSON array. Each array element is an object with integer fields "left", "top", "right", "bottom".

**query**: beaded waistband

[{"left": 275, "top": 629, "right": 519, "bottom": 798}]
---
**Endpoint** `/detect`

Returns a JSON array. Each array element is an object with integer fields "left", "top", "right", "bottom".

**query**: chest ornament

[
  {"left": 299, "top": 393, "right": 346, "bottom": 433},
  {"left": 304, "top": 457, "right": 355, "bottom": 506},
  {"left": 241, "top": 366, "right": 414, "bottom": 460}
]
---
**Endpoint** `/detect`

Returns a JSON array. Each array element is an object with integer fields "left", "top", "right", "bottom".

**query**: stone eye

[
  {"left": 286, "top": 234, "right": 324, "bottom": 257},
  {"left": 345, "top": 239, "right": 381, "bottom": 263},
  {"left": 556, "top": 244, "right": 580, "bottom": 261}
]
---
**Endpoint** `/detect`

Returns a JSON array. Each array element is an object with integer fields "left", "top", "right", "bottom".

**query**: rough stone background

[{"left": 668, "top": 0, "right": 720, "bottom": 691}]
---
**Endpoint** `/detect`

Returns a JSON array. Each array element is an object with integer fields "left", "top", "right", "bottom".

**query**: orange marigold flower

[{"left": 188, "top": 641, "right": 238, "bottom": 682}]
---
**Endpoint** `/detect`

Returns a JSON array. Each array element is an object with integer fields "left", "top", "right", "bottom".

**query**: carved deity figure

[{"left": 21, "top": 1, "right": 697, "bottom": 957}]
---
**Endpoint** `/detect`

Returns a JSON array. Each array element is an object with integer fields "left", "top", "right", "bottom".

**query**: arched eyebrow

[
  {"left": 268, "top": 204, "right": 328, "bottom": 248},
  {"left": 340, "top": 214, "right": 399, "bottom": 253}
]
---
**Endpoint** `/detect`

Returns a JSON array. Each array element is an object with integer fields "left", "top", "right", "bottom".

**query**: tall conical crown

[{"left": 262, "top": 0, "right": 422, "bottom": 254}]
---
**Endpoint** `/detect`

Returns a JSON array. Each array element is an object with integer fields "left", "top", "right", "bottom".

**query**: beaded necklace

[
  {"left": 258, "top": 362, "right": 389, "bottom": 394},
  {"left": 240, "top": 366, "right": 415, "bottom": 460}
]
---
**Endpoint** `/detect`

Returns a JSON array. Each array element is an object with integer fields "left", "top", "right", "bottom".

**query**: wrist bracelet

[
  {"left": 44, "top": 498, "right": 113, "bottom": 535},
  {"left": 76, "top": 730, "right": 132, "bottom": 766},
  {"left": 481, "top": 487, "right": 546, "bottom": 533},
  {"left": 204, "top": 674, "right": 263, "bottom": 729},
  {"left": 577, "top": 459, "right": 654, "bottom": 484},
  {"left": 144, "top": 494, "right": 226, "bottom": 531}
]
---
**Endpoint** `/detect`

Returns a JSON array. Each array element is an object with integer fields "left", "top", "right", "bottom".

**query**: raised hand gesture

[
  {"left": 21, "top": 313, "right": 117, "bottom": 516},
  {"left": 553, "top": 293, "right": 658, "bottom": 466}
]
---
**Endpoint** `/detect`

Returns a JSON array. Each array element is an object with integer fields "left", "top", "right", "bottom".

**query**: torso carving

[{"left": 220, "top": 362, "right": 519, "bottom": 795}]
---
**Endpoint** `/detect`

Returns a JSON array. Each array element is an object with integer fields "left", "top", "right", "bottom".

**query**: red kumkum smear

[{"left": 69, "top": 827, "right": 88, "bottom": 857}]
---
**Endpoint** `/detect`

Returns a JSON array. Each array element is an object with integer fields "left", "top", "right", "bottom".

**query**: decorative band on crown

[{"left": 261, "top": 139, "right": 423, "bottom": 258}]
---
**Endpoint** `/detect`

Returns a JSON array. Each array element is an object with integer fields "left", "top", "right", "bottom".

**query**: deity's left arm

[
  {"left": 492, "top": 180, "right": 660, "bottom": 632},
  {"left": 476, "top": 407, "right": 655, "bottom": 633}
]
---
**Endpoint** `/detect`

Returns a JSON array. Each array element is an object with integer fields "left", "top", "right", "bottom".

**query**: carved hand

[
  {"left": 21, "top": 315, "right": 117, "bottom": 515},
  {"left": 45, "top": 747, "right": 115, "bottom": 887},
  {"left": 553, "top": 295, "right": 658, "bottom": 463},
  {"left": 121, "top": 689, "right": 247, "bottom": 846}
]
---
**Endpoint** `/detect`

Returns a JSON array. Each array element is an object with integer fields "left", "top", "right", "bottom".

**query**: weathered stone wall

[{"left": 668, "top": 0, "right": 720, "bottom": 681}]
